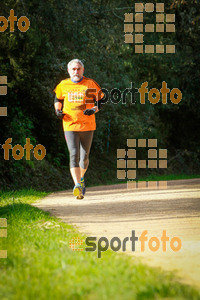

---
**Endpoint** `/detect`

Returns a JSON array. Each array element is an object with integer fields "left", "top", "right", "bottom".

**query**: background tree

[{"left": 0, "top": 0, "right": 199, "bottom": 191}]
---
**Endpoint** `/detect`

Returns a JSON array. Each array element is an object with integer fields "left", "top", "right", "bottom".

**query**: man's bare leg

[
  {"left": 70, "top": 167, "right": 81, "bottom": 185},
  {"left": 71, "top": 167, "right": 84, "bottom": 199},
  {"left": 80, "top": 167, "right": 87, "bottom": 179},
  {"left": 70, "top": 167, "right": 87, "bottom": 185}
]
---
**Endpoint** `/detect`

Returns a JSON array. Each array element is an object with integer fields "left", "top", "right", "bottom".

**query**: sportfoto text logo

[
  {"left": 0, "top": 9, "right": 30, "bottom": 32},
  {"left": 1, "top": 138, "right": 46, "bottom": 160},
  {"left": 69, "top": 230, "right": 182, "bottom": 258},
  {"left": 85, "top": 81, "right": 182, "bottom": 105}
]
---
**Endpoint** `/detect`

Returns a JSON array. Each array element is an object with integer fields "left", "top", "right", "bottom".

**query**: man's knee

[
  {"left": 80, "top": 155, "right": 89, "bottom": 169},
  {"left": 70, "top": 150, "right": 79, "bottom": 167}
]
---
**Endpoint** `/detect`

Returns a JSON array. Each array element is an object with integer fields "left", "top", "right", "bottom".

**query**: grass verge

[{"left": 0, "top": 189, "right": 199, "bottom": 300}]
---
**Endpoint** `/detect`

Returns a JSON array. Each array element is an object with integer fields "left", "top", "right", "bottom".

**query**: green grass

[
  {"left": 0, "top": 190, "right": 200, "bottom": 300},
  {"left": 87, "top": 173, "right": 200, "bottom": 188},
  {"left": 138, "top": 174, "right": 200, "bottom": 182}
]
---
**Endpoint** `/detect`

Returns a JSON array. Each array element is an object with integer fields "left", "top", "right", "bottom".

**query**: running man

[{"left": 54, "top": 59, "right": 104, "bottom": 199}]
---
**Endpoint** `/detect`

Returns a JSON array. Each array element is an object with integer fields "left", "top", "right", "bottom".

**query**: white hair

[{"left": 67, "top": 59, "right": 84, "bottom": 69}]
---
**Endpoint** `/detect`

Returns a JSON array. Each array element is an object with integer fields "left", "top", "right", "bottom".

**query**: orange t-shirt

[{"left": 54, "top": 76, "right": 104, "bottom": 131}]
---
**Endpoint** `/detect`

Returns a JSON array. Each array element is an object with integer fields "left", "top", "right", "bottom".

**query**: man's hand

[
  {"left": 83, "top": 108, "right": 96, "bottom": 116},
  {"left": 55, "top": 109, "right": 64, "bottom": 119}
]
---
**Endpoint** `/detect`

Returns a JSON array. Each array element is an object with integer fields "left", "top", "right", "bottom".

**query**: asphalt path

[{"left": 33, "top": 178, "right": 200, "bottom": 288}]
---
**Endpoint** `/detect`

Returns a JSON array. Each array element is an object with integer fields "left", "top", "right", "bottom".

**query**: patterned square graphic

[
  {"left": 148, "top": 139, "right": 157, "bottom": 147},
  {"left": 117, "top": 138, "right": 168, "bottom": 188},
  {"left": 148, "top": 160, "right": 157, "bottom": 168},
  {"left": 138, "top": 160, "right": 146, "bottom": 168},
  {"left": 148, "top": 149, "right": 157, "bottom": 158},
  {"left": 0, "top": 250, "right": 7, "bottom": 258},
  {"left": 127, "top": 181, "right": 137, "bottom": 189},
  {"left": 0, "top": 76, "right": 8, "bottom": 117},
  {"left": 127, "top": 180, "right": 168, "bottom": 190},
  {"left": 156, "top": 3, "right": 164, "bottom": 12},
  {"left": 135, "top": 24, "right": 143, "bottom": 32},
  {"left": 135, "top": 3, "right": 144, "bottom": 12},
  {"left": 117, "top": 159, "right": 126, "bottom": 169},
  {"left": 127, "top": 149, "right": 136, "bottom": 158},
  {"left": 0, "top": 76, "right": 7, "bottom": 96},
  {"left": 166, "top": 45, "right": 175, "bottom": 53},
  {"left": 69, "top": 237, "right": 84, "bottom": 251},
  {"left": 0, "top": 76, "right": 7, "bottom": 84},
  {"left": 117, "top": 170, "right": 126, "bottom": 179},
  {"left": 156, "top": 14, "right": 164, "bottom": 22},
  {"left": 127, "top": 170, "right": 136, "bottom": 179},
  {"left": 0, "top": 86, "right": 7, "bottom": 95},
  {"left": 145, "top": 24, "right": 154, "bottom": 32},
  {"left": 135, "top": 34, "right": 144, "bottom": 43},
  {"left": 127, "top": 160, "right": 136, "bottom": 168},
  {"left": 124, "top": 13, "right": 134, "bottom": 22},
  {"left": 135, "top": 13, "right": 143, "bottom": 22},
  {"left": 156, "top": 45, "right": 164, "bottom": 53},
  {"left": 156, "top": 24, "right": 164, "bottom": 32},
  {"left": 135, "top": 45, "right": 143, "bottom": 53},
  {"left": 0, "top": 229, "right": 7, "bottom": 237},
  {"left": 138, "top": 139, "right": 146, "bottom": 147},
  {"left": 0, "top": 219, "right": 7, "bottom": 240},
  {"left": 117, "top": 149, "right": 126, "bottom": 158},
  {"left": 148, "top": 181, "right": 158, "bottom": 189},
  {"left": 159, "top": 149, "right": 167, "bottom": 158},
  {"left": 159, "top": 181, "right": 168, "bottom": 189},
  {"left": 159, "top": 160, "right": 167, "bottom": 168},
  {"left": 124, "top": 2, "right": 175, "bottom": 53},
  {"left": 145, "top": 45, "right": 154, "bottom": 53},
  {"left": 138, "top": 181, "right": 147, "bottom": 189},
  {"left": 0, "top": 107, "right": 7, "bottom": 116},
  {"left": 166, "top": 24, "right": 175, "bottom": 32},
  {"left": 166, "top": 14, "right": 175, "bottom": 22},
  {"left": 125, "top": 34, "right": 133, "bottom": 43},
  {"left": 0, "top": 218, "right": 7, "bottom": 259},
  {"left": 127, "top": 139, "right": 136, "bottom": 147},
  {"left": 145, "top": 3, "right": 154, "bottom": 12},
  {"left": 124, "top": 24, "right": 133, "bottom": 33},
  {"left": 0, "top": 219, "right": 7, "bottom": 227}
]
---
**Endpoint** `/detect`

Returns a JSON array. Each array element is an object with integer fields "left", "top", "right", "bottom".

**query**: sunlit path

[{"left": 33, "top": 179, "right": 200, "bottom": 288}]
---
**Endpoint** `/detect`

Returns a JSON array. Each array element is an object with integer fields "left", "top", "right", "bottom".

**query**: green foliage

[{"left": 0, "top": 0, "right": 199, "bottom": 190}]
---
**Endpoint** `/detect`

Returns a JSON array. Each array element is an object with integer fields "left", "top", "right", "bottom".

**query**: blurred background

[{"left": 0, "top": 0, "right": 199, "bottom": 191}]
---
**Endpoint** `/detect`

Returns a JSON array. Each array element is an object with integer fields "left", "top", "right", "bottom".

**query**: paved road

[{"left": 33, "top": 179, "right": 200, "bottom": 288}]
